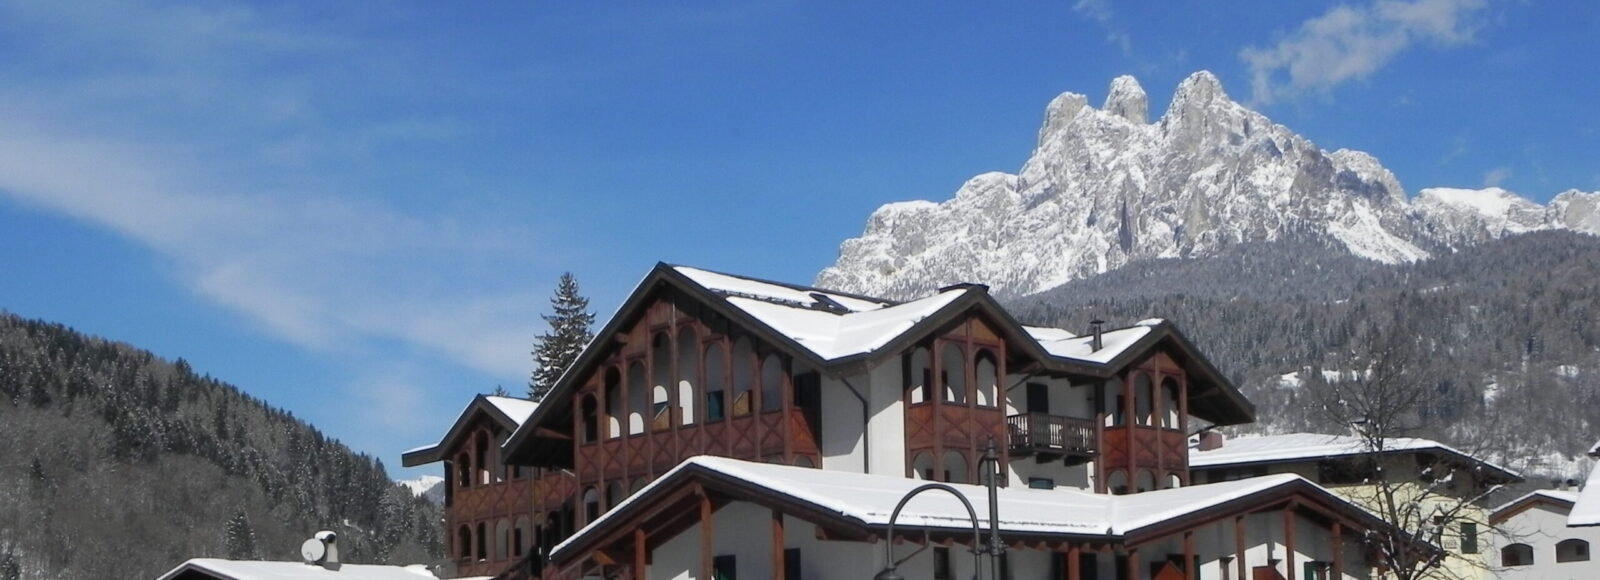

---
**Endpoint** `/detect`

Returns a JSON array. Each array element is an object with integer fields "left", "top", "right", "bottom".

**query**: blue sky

[{"left": 1, "top": 0, "right": 1594, "bottom": 479}]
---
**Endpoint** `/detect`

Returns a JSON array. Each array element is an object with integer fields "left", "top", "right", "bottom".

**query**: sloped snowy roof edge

[
  {"left": 156, "top": 558, "right": 439, "bottom": 580},
  {"left": 403, "top": 394, "right": 537, "bottom": 467}
]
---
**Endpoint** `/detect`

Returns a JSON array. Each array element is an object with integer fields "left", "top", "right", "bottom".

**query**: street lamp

[{"left": 875, "top": 439, "right": 1005, "bottom": 580}]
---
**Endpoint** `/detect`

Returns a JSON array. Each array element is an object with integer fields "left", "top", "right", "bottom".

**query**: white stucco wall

[
  {"left": 639, "top": 499, "right": 1368, "bottom": 580},
  {"left": 1494, "top": 500, "right": 1600, "bottom": 580},
  {"left": 819, "top": 373, "right": 866, "bottom": 473},
  {"left": 866, "top": 360, "right": 906, "bottom": 477}
]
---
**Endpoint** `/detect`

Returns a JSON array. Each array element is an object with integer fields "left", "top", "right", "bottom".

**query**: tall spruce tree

[{"left": 529, "top": 272, "right": 595, "bottom": 401}]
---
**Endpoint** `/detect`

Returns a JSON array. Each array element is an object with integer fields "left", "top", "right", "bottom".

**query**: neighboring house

[
  {"left": 402, "top": 395, "right": 545, "bottom": 578},
  {"left": 1491, "top": 489, "right": 1600, "bottom": 579},
  {"left": 412, "top": 263, "right": 1428, "bottom": 580},
  {"left": 158, "top": 559, "right": 446, "bottom": 580},
  {"left": 1189, "top": 432, "right": 1521, "bottom": 580},
  {"left": 1565, "top": 439, "right": 1600, "bottom": 528}
]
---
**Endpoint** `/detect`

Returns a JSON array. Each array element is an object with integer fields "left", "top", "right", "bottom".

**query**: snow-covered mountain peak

[
  {"left": 818, "top": 72, "right": 1599, "bottom": 300},
  {"left": 1104, "top": 75, "right": 1148, "bottom": 124}
]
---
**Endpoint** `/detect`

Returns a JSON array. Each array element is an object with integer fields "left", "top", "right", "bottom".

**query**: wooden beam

[
  {"left": 1235, "top": 515, "right": 1247, "bottom": 580},
  {"left": 700, "top": 493, "right": 713, "bottom": 580},
  {"left": 772, "top": 510, "right": 786, "bottom": 580},
  {"left": 1284, "top": 504, "right": 1297, "bottom": 580},
  {"left": 633, "top": 528, "right": 647, "bottom": 580},
  {"left": 1183, "top": 531, "right": 1195, "bottom": 580},
  {"left": 1331, "top": 522, "right": 1344, "bottom": 580},
  {"left": 1125, "top": 547, "right": 1139, "bottom": 580},
  {"left": 1067, "top": 543, "right": 1081, "bottom": 580}
]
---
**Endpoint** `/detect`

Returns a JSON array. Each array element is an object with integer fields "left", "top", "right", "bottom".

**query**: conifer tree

[
  {"left": 224, "top": 511, "right": 258, "bottom": 560},
  {"left": 529, "top": 272, "right": 595, "bottom": 401}
]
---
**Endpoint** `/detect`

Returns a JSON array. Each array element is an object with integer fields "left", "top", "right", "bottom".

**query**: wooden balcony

[{"left": 1006, "top": 413, "right": 1097, "bottom": 464}]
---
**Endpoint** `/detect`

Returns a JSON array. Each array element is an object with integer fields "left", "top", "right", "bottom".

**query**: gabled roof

[
  {"left": 401, "top": 395, "right": 538, "bottom": 467},
  {"left": 1189, "top": 432, "right": 1521, "bottom": 483},
  {"left": 550, "top": 456, "right": 1398, "bottom": 562},
  {"left": 1490, "top": 489, "right": 1578, "bottom": 525},
  {"left": 157, "top": 559, "right": 439, "bottom": 580},
  {"left": 503, "top": 264, "right": 1254, "bottom": 464},
  {"left": 1569, "top": 460, "right": 1600, "bottom": 527}
]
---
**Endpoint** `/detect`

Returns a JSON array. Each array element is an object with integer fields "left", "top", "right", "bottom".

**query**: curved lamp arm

[{"left": 874, "top": 483, "right": 984, "bottom": 580}]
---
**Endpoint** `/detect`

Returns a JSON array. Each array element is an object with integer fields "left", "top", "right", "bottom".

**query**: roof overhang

[{"left": 402, "top": 395, "right": 524, "bottom": 467}]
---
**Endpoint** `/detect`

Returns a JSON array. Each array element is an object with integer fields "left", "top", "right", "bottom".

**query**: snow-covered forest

[{"left": 0, "top": 314, "right": 443, "bottom": 580}]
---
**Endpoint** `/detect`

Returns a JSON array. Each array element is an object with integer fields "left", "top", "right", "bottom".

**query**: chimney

[
  {"left": 1089, "top": 319, "right": 1105, "bottom": 351},
  {"left": 1197, "top": 431, "right": 1226, "bottom": 451}
]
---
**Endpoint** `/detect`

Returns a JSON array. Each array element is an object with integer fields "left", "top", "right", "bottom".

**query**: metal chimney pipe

[{"left": 1089, "top": 319, "right": 1105, "bottom": 352}]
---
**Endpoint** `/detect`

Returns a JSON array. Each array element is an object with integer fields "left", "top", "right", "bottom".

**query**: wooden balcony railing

[{"left": 1006, "top": 413, "right": 1097, "bottom": 462}]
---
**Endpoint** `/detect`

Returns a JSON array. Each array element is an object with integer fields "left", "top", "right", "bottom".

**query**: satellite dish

[{"left": 300, "top": 538, "right": 326, "bottom": 563}]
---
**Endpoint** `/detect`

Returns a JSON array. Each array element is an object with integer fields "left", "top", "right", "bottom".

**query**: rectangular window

[
  {"left": 1303, "top": 561, "right": 1330, "bottom": 580},
  {"left": 1026, "top": 382, "right": 1049, "bottom": 414},
  {"left": 1028, "top": 477, "right": 1056, "bottom": 489},
  {"left": 784, "top": 548, "right": 800, "bottom": 580},
  {"left": 713, "top": 554, "right": 736, "bottom": 580},
  {"left": 706, "top": 391, "right": 725, "bottom": 421},
  {"left": 933, "top": 547, "right": 952, "bottom": 580},
  {"left": 1460, "top": 522, "right": 1478, "bottom": 554}
]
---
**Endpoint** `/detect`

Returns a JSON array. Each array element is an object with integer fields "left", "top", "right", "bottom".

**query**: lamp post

[{"left": 875, "top": 439, "right": 1005, "bottom": 580}]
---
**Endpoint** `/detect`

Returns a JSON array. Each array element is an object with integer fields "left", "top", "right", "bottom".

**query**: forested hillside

[
  {"left": 1011, "top": 230, "right": 1600, "bottom": 480},
  {"left": 0, "top": 314, "right": 443, "bottom": 580}
]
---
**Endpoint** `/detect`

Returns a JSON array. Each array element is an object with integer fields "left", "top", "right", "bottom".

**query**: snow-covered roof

[
  {"left": 1189, "top": 432, "right": 1519, "bottom": 480},
  {"left": 401, "top": 395, "right": 539, "bottom": 467},
  {"left": 484, "top": 396, "right": 539, "bottom": 426},
  {"left": 552, "top": 455, "right": 1361, "bottom": 559},
  {"left": 678, "top": 265, "right": 1160, "bottom": 366},
  {"left": 157, "top": 559, "right": 438, "bottom": 580},
  {"left": 1588, "top": 438, "right": 1600, "bottom": 457},
  {"left": 1569, "top": 462, "right": 1600, "bottom": 527},
  {"left": 1492, "top": 489, "right": 1579, "bottom": 517}
]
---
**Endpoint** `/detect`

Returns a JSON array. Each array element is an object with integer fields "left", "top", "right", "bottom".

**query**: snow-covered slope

[
  {"left": 817, "top": 72, "right": 1600, "bottom": 299},
  {"left": 398, "top": 475, "right": 444, "bottom": 505}
]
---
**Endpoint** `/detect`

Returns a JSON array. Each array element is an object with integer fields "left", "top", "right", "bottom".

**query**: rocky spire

[{"left": 1103, "top": 75, "right": 1147, "bottom": 124}]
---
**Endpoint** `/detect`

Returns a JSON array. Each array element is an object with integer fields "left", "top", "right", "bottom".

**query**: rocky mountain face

[{"left": 817, "top": 71, "right": 1600, "bottom": 300}]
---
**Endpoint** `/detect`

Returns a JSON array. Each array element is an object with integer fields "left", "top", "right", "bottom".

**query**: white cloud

[
  {"left": 0, "top": 1, "right": 546, "bottom": 380},
  {"left": 1072, "top": 0, "right": 1132, "bottom": 54},
  {"left": 1240, "top": 0, "right": 1487, "bottom": 104},
  {"left": 1483, "top": 167, "right": 1512, "bottom": 188}
]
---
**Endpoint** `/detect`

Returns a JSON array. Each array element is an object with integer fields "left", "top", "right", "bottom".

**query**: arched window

[
  {"left": 1501, "top": 543, "right": 1533, "bottom": 566},
  {"left": 1106, "top": 470, "right": 1129, "bottom": 495},
  {"left": 628, "top": 362, "right": 647, "bottom": 435},
  {"left": 705, "top": 342, "right": 727, "bottom": 421},
  {"left": 907, "top": 348, "right": 931, "bottom": 404},
  {"left": 582, "top": 487, "right": 600, "bottom": 524},
  {"left": 1105, "top": 378, "right": 1125, "bottom": 426},
  {"left": 677, "top": 327, "right": 698, "bottom": 425},
  {"left": 941, "top": 344, "right": 966, "bottom": 404},
  {"left": 579, "top": 394, "right": 598, "bottom": 443},
  {"left": 1165, "top": 473, "right": 1182, "bottom": 489},
  {"left": 651, "top": 384, "right": 671, "bottom": 431},
  {"left": 1134, "top": 373, "right": 1153, "bottom": 426},
  {"left": 606, "top": 481, "right": 626, "bottom": 512},
  {"left": 475, "top": 434, "right": 491, "bottom": 485},
  {"left": 761, "top": 354, "right": 784, "bottom": 412},
  {"left": 794, "top": 455, "right": 815, "bottom": 468},
  {"left": 513, "top": 516, "right": 530, "bottom": 558},
  {"left": 476, "top": 522, "right": 488, "bottom": 561},
  {"left": 975, "top": 350, "right": 998, "bottom": 407},
  {"left": 456, "top": 451, "right": 473, "bottom": 488},
  {"left": 495, "top": 519, "right": 511, "bottom": 561},
  {"left": 1557, "top": 539, "right": 1590, "bottom": 562},
  {"left": 457, "top": 525, "right": 472, "bottom": 560},
  {"left": 1161, "top": 377, "right": 1180, "bottom": 428},
  {"left": 652, "top": 333, "right": 672, "bottom": 429},
  {"left": 912, "top": 453, "right": 934, "bottom": 480},
  {"left": 1136, "top": 470, "right": 1156, "bottom": 493},
  {"left": 942, "top": 451, "right": 969, "bottom": 484},
  {"left": 604, "top": 367, "right": 623, "bottom": 439},
  {"left": 732, "top": 337, "right": 755, "bottom": 416},
  {"left": 631, "top": 477, "right": 649, "bottom": 494}
]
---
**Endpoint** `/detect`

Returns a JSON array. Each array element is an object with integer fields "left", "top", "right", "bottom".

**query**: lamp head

[{"left": 874, "top": 567, "right": 905, "bottom": 580}]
